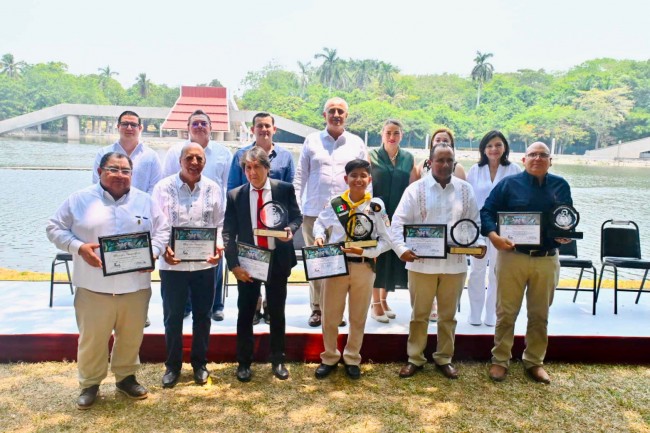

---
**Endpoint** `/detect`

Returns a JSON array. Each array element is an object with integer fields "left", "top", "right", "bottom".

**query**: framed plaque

[
  {"left": 171, "top": 227, "right": 217, "bottom": 262},
  {"left": 344, "top": 213, "right": 378, "bottom": 248},
  {"left": 302, "top": 243, "right": 349, "bottom": 281},
  {"left": 448, "top": 219, "right": 485, "bottom": 255},
  {"left": 98, "top": 231, "right": 154, "bottom": 276},
  {"left": 403, "top": 224, "right": 447, "bottom": 259},
  {"left": 236, "top": 242, "right": 272, "bottom": 283},
  {"left": 255, "top": 200, "right": 290, "bottom": 238},
  {"left": 497, "top": 212, "right": 542, "bottom": 246},
  {"left": 548, "top": 204, "right": 583, "bottom": 239}
]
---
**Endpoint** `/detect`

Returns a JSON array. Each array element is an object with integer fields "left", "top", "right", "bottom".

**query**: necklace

[{"left": 388, "top": 146, "right": 399, "bottom": 162}]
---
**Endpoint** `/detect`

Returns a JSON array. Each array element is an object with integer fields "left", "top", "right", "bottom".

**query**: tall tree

[
  {"left": 135, "top": 73, "right": 151, "bottom": 98},
  {"left": 471, "top": 51, "right": 494, "bottom": 108},
  {"left": 575, "top": 87, "right": 634, "bottom": 148},
  {"left": 297, "top": 61, "right": 311, "bottom": 95},
  {"left": 314, "top": 47, "right": 345, "bottom": 93},
  {"left": 1, "top": 53, "right": 27, "bottom": 78},
  {"left": 97, "top": 65, "right": 118, "bottom": 89}
]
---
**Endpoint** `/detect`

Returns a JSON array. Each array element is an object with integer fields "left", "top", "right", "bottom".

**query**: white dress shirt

[
  {"left": 92, "top": 141, "right": 162, "bottom": 194},
  {"left": 467, "top": 162, "right": 522, "bottom": 209},
  {"left": 294, "top": 129, "right": 368, "bottom": 217},
  {"left": 390, "top": 175, "right": 482, "bottom": 274},
  {"left": 46, "top": 183, "right": 169, "bottom": 294},
  {"left": 313, "top": 197, "right": 392, "bottom": 259},
  {"left": 162, "top": 140, "right": 232, "bottom": 196},
  {"left": 249, "top": 178, "right": 275, "bottom": 250},
  {"left": 152, "top": 174, "right": 225, "bottom": 272}
]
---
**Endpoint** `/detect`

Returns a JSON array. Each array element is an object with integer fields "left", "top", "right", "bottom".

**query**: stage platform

[{"left": 0, "top": 281, "right": 648, "bottom": 364}]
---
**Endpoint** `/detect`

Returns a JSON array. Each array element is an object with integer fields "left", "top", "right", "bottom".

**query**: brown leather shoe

[
  {"left": 399, "top": 362, "right": 422, "bottom": 378},
  {"left": 308, "top": 310, "right": 322, "bottom": 327},
  {"left": 488, "top": 364, "right": 508, "bottom": 382},
  {"left": 436, "top": 363, "right": 459, "bottom": 379},
  {"left": 526, "top": 366, "right": 551, "bottom": 384}
]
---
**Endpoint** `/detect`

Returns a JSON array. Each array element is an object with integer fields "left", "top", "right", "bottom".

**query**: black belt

[
  {"left": 515, "top": 248, "right": 558, "bottom": 257},
  {"left": 347, "top": 256, "right": 370, "bottom": 263}
]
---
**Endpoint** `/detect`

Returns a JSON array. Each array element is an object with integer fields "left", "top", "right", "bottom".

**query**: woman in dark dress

[{"left": 369, "top": 119, "right": 417, "bottom": 322}]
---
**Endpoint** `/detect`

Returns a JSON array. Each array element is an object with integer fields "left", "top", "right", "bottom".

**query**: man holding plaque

[
  {"left": 152, "top": 143, "right": 224, "bottom": 389},
  {"left": 295, "top": 97, "right": 368, "bottom": 327},
  {"left": 162, "top": 110, "right": 233, "bottom": 322},
  {"left": 312, "top": 159, "right": 392, "bottom": 380},
  {"left": 223, "top": 146, "right": 302, "bottom": 382},
  {"left": 390, "top": 143, "right": 484, "bottom": 380},
  {"left": 480, "top": 142, "right": 573, "bottom": 384},
  {"left": 47, "top": 152, "right": 168, "bottom": 409}
]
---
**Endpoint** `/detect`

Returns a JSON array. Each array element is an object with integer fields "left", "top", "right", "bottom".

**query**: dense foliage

[{"left": 1, "top": 51, "right": 649, "bottom": 153}]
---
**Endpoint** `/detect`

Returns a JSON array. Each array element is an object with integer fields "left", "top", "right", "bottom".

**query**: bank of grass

[
  {"left": 0, "top": 267, "right": 642, "bottom": 290},
  {"left": 0, "top": 361, "right": 648, "bottom": 432}
]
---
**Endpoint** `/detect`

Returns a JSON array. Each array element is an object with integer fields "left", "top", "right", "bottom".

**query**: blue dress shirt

[{"left": 226, "top": 143, "right": 295, "bottom": 191}]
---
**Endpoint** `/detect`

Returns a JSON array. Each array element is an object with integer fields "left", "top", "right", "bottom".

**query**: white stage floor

[{"left": 1, "top": 281, "right": 648, "bottom": 338}]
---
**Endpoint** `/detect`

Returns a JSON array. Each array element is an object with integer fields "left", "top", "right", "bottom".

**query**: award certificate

[
  {"left": 497, "top": 212, "right": 542, "bottom": 246},
  {"left": 99, "top": 231, "right": 154, "bottom": 276},
  {"left": 302, "top": 243, "right": 349, "bottom": 281},
  {"left": 171, "top": 227, "right": 217, "bottom": 262},
  {"left": 237, "top": 242, "right": 272, "bottom": 282},
  {"left": 403, "top": 225, "right": 447, "bottom": 259}
]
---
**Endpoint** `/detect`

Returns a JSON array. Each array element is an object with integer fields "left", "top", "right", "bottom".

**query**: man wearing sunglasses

[
  {"left": 163, "top": 110, "right": 233, "bottom": 322},
  {"left": 480, "top": 142, "right": 573, "bottom": 385},
  {"left": 294, "top": 97, "right": 368, "bottom": 327},
  {"left": 92, "top": 111, "right": 163, "bottom": 195}
]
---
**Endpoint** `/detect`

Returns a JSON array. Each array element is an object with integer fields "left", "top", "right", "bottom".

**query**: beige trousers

[
  {"left": 321, "top": 262, "right": 374, "bottom": 366},
  {"left": 74, "top": 287, "right": 151, "bottom": 388},
  {"left": 407, "top": 271, "right": 466, "bottom": 366},
  {"left": 491, "top": 251, "right": 559, "bottom": 369}
]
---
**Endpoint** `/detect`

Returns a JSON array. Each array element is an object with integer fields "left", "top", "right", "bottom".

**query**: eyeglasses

[
  {"left": 119, "top": 121, "right": 140, "bottom": 129},
  {"left": 103, "top": 166, "right": 132, "bottom": 175},
  {"left": 526, "top": 152, "right": 551, "bottom": 160},
  {"left": 191, "top": 121, "right": 209, "bottom": 128},
  {"left": 184, "top": 155, "right": 205, "bottom": 163}
]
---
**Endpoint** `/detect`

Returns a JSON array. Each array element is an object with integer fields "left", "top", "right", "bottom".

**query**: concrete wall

[{"left": 584, "top": 137, "right": 650, "bottom": 159}]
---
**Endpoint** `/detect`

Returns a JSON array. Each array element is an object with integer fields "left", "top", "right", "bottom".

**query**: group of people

[{"left": 46, "top": 96, "right": 574, "bottom": 410}]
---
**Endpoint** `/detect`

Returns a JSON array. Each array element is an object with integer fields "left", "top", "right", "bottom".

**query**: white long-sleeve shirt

[
  {"left": 162, "top": 140, "right": 232, "bottom": 197},
  {"left": 92, "top": 141, "right": 162, "bottom": 195},
  {"left": 466, "top": 162, "right": 521, "bottom": 209},
  {"left": 46, "top": 183, "right": 169, "bottom": 294},
  {"left": 152, "top": 174, "right": 225, "bottom": 272},
  {"left": 294, "top": 129, "right": 368, "bottom": 217},
  {"left": 390, "top": 174, "right": 482, "bottom": 274},
  {"left": 313, "top": 197, "right": 392, "bottom": 259}
]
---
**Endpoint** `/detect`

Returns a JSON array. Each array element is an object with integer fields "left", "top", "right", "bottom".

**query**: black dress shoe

[
  {"left": 193, "top": 366, "right": 209, "bottom": 385},
  {"left": 262, "top": 310, "right": 271, "bottom": 324},
  {"left": 339, "top": 318, "right": 347, "bottom": 327},
  {"left": 344, "top": 364, "right": 361, "bottom": 380},
  {"left": 253, "top": 311, "right": 262, "bottom": 325},
  {"left": 236, "top": 365, "right": 252, "bottom": 382},
  {"left": 162, "top": 370, "right": 180, "bottom": 388},
  {"left": 436, "top": 363, "right": 459, "bottom": 379},
  {"left": 272, "top": 363, "right": 289, "bottom": 380},
  {"left": 115, "top": 375, "right": 148, "bottom": 399},
  {"left": 77, "top": 385, "right": 99, "bottom": 410},
  {"left": 308, "top": 310, "right": 322, "bottom": 327},
  {"left": 315, "top": 363, "right": 337, "bottom": 379}
]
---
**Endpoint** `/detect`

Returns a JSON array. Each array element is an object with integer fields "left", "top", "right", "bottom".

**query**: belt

[
  {"left": 347, "top": 256, "right": 370, "bottom": 263},
  {"left": 515, "top": 248, "right": 558, "bottom": 257}
]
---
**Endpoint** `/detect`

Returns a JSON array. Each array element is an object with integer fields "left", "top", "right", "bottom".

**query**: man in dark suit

[{"left": 223, "top": 146, "right": 302, "bottom": 382}]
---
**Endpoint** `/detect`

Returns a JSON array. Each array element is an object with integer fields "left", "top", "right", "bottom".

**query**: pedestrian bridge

[{"left": 0, "top": 104, "right": 318, "bottom": 140}]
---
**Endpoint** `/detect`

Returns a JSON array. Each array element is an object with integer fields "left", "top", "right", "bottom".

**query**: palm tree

[
  {"left": 377, "top": 61, "right": 399, "bottom": 85},
  {"left": 297, "top": 61, "right": 311, "bottom": 95},
  {"left": 471, "top": 51, "right": 494, "bottom": 108},
  {"left": 351, "top": 60, "right": 373, "bottom": 89},
  {"left": 314, "top": 47, "right": 345, "bottom": 93},
  {"left": 1, "top": 53, "right": 27, "bottom": 78},
  {"left": 97, "top": 65, "right": 118, "bottom": 89},
  {"left": 136, "top": 73, "right": 151, "bottom": 98}
]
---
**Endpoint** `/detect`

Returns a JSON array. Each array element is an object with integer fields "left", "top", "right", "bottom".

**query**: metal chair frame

[
  {"left": 50, "top": 252, "right": 74, "bottom": 307},
  {"left": 556, "top": 241, "right": 599, "bottom": 315}
]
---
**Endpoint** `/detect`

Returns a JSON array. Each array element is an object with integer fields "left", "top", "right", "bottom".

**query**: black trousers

[
  {"left": 236, "top": 268, "right": 288, "bottom": 366},
  {"left": 161, "top": 268, "right": 215, "bottom": 372}
]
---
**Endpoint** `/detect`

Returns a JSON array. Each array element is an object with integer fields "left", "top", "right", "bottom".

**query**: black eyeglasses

[
  {"left": 103, "top": 167, "right": 132, "bottom": 175},
  {"left": 191, "top": 121, "right": 209, "bottom": 128},
  {"left": 119, "top": 121, "right": 140, "bottom": 129},
  {"left": 526, "top": 152, "right": 550, "bottom": 160}
]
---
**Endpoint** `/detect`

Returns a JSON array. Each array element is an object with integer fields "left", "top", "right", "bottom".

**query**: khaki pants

[
  {"left": 74, "top": 287, "right": 151, "bottom": 388},
  {"left": 303, "top": 215, "right": 331, "bottom": 312},
  {"left": 407, "top": 271, "right": 466, "bottom": 366},
  {"left": 321, "top": 262, "right": 374, "bottom": 366},
  {"left": 491, "top": 251, "right": 559, "bottom": 369}
]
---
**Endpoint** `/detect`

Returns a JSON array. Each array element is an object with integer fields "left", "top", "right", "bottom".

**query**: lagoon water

[{"left": 1, "top": 138, "right": 649, "bottom": 277}]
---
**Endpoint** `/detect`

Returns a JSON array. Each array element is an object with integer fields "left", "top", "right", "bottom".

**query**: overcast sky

[{"left": 2, "top": 0, "right": 648, "bottom": 95}]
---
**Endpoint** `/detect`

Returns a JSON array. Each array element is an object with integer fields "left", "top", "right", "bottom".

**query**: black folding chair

[
  {"left": 50, "top": 252, "right": 74, "bottom": 307},
  {"left": 597, "top": 219, "right": 650, "bottom": 314},
  {"left": 556, "top": 241, "right": 599, "bottom": 315}
]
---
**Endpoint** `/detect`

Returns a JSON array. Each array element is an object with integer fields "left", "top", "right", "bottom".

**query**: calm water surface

[{"left": 1, "top": 138, "right": 649, "bottom": 274}]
